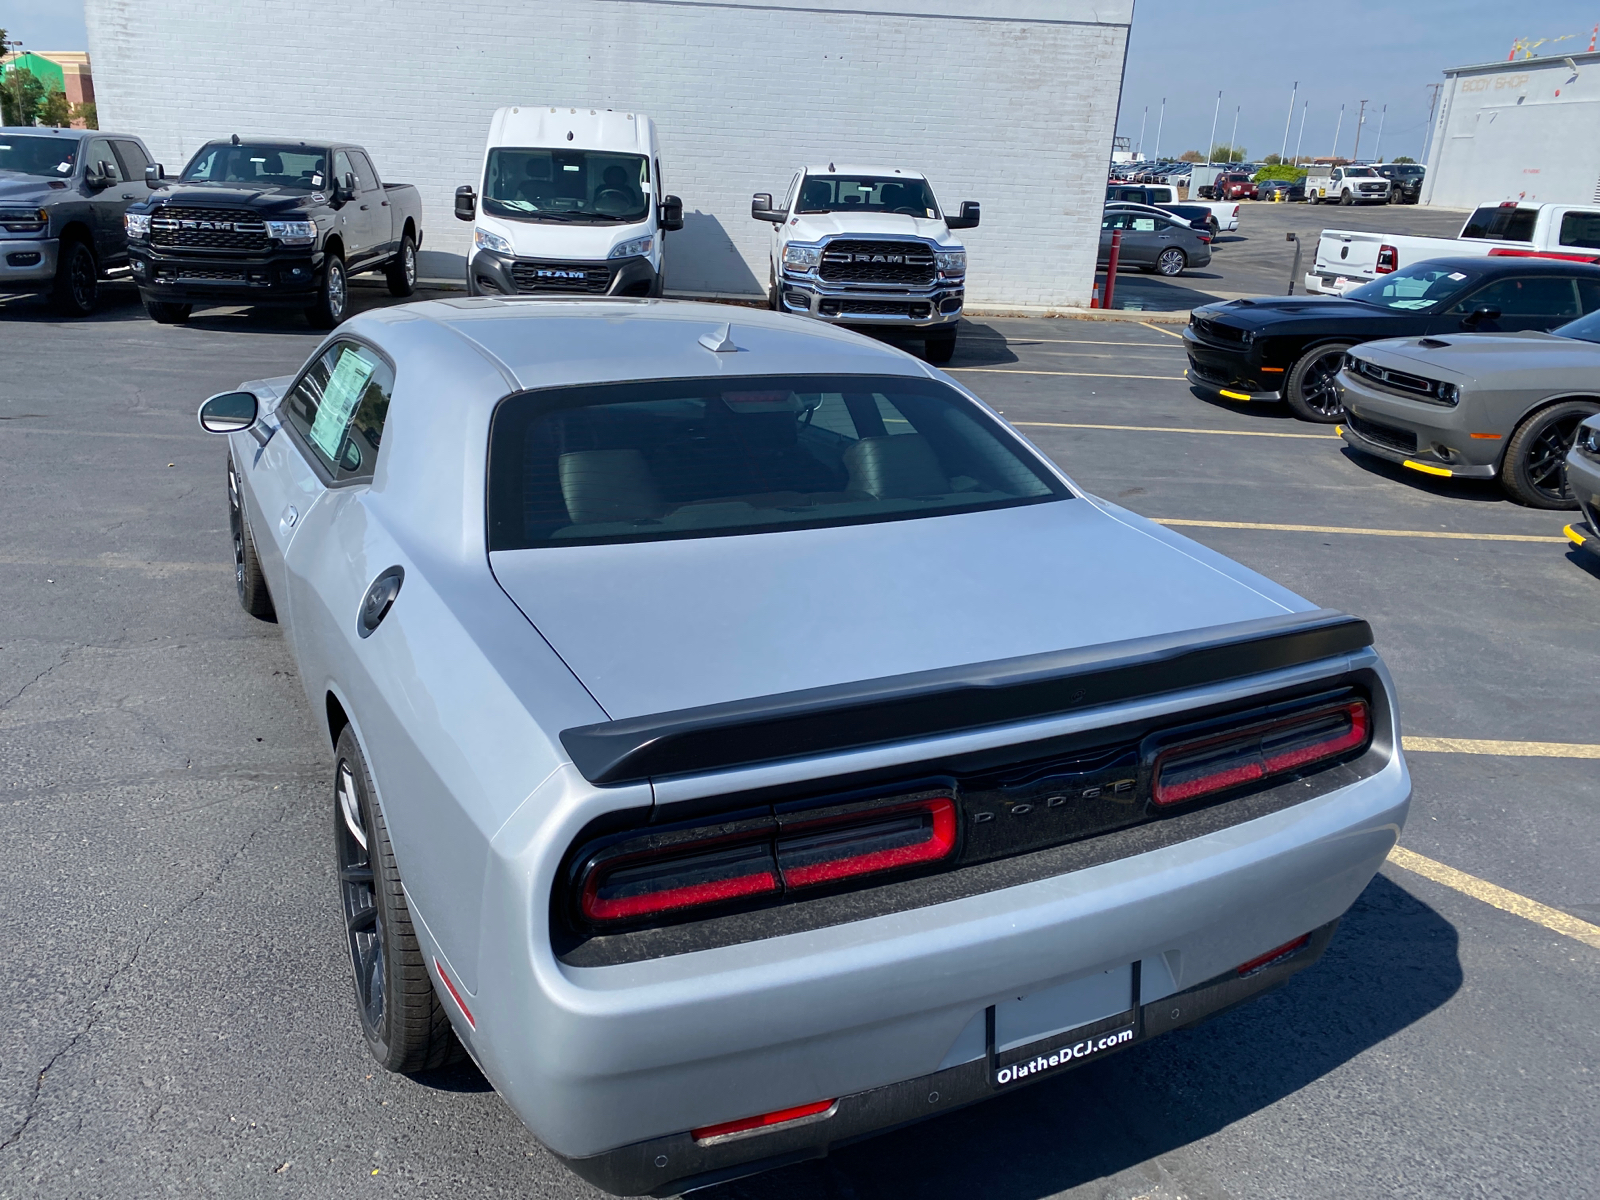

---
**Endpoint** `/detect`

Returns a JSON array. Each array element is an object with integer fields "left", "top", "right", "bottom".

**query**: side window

[
  {"left": 1132, "top": 216, "right": 1158, "bottom": 232},
  {"left": 352, "top": 151, "right": 381, "bottom": 193},
  {"left": 1578, "top": 279, "right": 1600, "bottom": 313},
  {"left": 112, "top": 140, "right": 151, "bottom": 182},
  {"left": 1450, "top": 277, "right": 1581, "bottom": 318},
  {"left": 1559, "top": 211, "right": 1600, "bottom": 250},
  {"left": 87, "top": 139, "right": 123, "bottom": 183},
  {"left": 279, "top": 342, "right": 395, "bottom": 480},
  {"left": 784, "top": 172, "right": 801, "bottom": 213},
  {"left": 334, "top": 149, "right": 357, "bottom": 191}
]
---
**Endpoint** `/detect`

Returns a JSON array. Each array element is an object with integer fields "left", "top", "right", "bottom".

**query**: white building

[
  {"left": 1424, "top": 51, "right": 1600, "bottom": 209},
  {"left": 85, "top": 0, "right": 1133, "bottom": 307}
]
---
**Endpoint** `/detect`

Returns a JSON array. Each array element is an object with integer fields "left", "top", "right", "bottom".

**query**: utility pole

[
  {"left": 1351, "top": 99, "right": 1369, "bottom": 161},
  {"left": 1372, "top": 104, "right": 1388, "bottom": 161},
  {"left": 1331, "top": 103, "right": 1345, "bottom": 159},
  {"left": 1294, "top": 100, "right": 1308, "bottom": 164},
  {"left": 1137, "top": 105, "right": 1147, "bottom": 157},
  {"left": 1421, "top": 82, "right": 1443, "bottom": 165},
  {"left": 1207, "top": 91, "right": 1222, "bottom": 164},
  {"left": 1154, "top": 97, "right": 1165, "bottom": 159},
  {"left": 1228, "top": 105, "right": 1240, "bottom": 162},
  {"left": 1280, "top": 82, "right": 1298, "bottom": 160}
]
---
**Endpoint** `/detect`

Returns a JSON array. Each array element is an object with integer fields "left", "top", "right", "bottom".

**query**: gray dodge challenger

[
  {"left": 197, "top": 298, "right": 1410, "bottom": 1195},
  {"left": 1337, "top": 308, "right": 1600, "bottom": 508},
  {"left": 1566, "top": 414, "right": 1600, "bottom": 558}
]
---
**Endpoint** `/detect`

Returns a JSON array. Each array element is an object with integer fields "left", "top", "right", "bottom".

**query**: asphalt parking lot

[{"left": 2, "top": 283, "right": 1597, "bottom": 1199}]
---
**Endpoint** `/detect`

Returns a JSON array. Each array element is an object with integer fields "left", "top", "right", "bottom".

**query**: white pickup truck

[
  {"left": 1304, "top": 165, "right": 1391, "bottom": 206},
  {"left": 1104, "top": 184, "right": 1240, "bottom": 232},
  {"left": 1306, "top": 201, "right": 1600, "bottom": 296}
]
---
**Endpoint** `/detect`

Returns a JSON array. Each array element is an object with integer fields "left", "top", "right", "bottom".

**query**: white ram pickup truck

[
  {"left": 753, "top": 165, "right": 979, "bottom": 363},
  {"left": 1305, "top": 201, "right": 1600, "bottom": 295},
  {"left": 1304, "top": 165, "right": 1391, "bottom": 206}
]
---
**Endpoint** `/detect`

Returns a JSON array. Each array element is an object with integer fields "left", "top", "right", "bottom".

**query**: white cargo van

[{"left": 455, "top": 107, "right": 683, "bottom": 297}]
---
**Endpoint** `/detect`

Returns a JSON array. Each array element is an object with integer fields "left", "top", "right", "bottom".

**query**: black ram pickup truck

[
  {"left": 0, "top": 126, "right": 159, "bottom": 316},
  {"left": 124, "top": 137, "right": 424, "bottom": 327}
]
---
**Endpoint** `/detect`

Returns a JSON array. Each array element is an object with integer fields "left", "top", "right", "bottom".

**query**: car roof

[
  {"left": 350, "top": 298, "right": 937, "bottom": 393},
  {"left": 802, "top": 165, "right": 928, "bottom": 180},
  {"left": 0, "top": 126, "right": 94, "bottom": 140}
]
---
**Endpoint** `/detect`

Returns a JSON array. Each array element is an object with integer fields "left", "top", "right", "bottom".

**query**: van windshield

[
  {"left": 797, "top": 176, "right": 940, "bottom": 218},
  {"left": 483, "top": 149, "right": 650, "bottom": 223}
]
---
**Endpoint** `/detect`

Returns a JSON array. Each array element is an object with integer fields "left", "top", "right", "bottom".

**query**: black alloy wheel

[
  {"left": 226, "top": 455, "right": 275, "bottom": 620},
  {"left": 1501, "top": 400, "right": 1600, "bottom": 509},
  {"left": 333, "top": 726, "right": 462, "bottom": 1073},
  {"left": 50, "top": 239, "right": 98, "bottom": 317},
  {"left": 1285, "top": 343, "right": 1353, "bottom": 423}
]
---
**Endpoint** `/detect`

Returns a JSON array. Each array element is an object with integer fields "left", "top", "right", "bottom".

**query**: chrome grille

[
  {"left": 818, "top": 240, "right": 935, "bottom": 285},
  {"left": 150, "top": 207, "right": 269, "bottom": 251}
]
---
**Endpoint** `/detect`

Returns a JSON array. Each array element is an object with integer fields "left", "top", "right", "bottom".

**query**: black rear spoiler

[{"left": 560, "top": 609, "right": 1374, "bottom": 786}]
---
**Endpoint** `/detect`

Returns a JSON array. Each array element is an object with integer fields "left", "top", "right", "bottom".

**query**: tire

[
  {"left": 1155, "top": 247, "right": 1187, "bottom": 277},
  {"left": 143, "top": 298, "right": 192, "bottom": 324},
  {"left": 334, "top": 725, "right": 463, "bottom": 1074},
  {"left": 1340, "top": 190, "right": 1354, "bottom": 207},
  {"left": 385, "top": 234, "right": 417, "bottom": 297},
  {"left": 306, "top": 254, "right": 348, "bottom": 329},
  {"left": 767, "top": 269, "right": 780, "bottom": 311},
  {"left": 924, "top": 329, "right": 957, "bottom": 364},
  {"left": 50, "top": 238, "right": 98, "bottom": 317},
  {"left": 226, "top": 455, "right": 275, "bottom": 620},
  {"left": 1500, "top": 400, "right": 1600, "bottom": 509},
  {"left": 1285, "top": 342, "right": 1353, "bottom": 423}
]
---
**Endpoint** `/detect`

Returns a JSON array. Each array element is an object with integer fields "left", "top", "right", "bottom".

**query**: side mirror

[
  {"left": 659, "top": 194, "right": 684, "bottom": 233},
  {"left": 85, "top": 162, "right": 111, "bottom": 191},
  {"left": 751, "top": 193, "right": 783, "bottom": 223},
  {"left": 144, "top": 163, "right": 165, "bottom": 189},
  {"left": 454, "top": 185, "right": 477, "bottom": 222},
  {"left": 946, "top": 201, "right": 981, "bottom": 230},
  {"left": 1463, "top": 305, "right": 1502, "bottom": 326},
  {"left": 197, "top": 390, "right": 259, "bottom": 435}
]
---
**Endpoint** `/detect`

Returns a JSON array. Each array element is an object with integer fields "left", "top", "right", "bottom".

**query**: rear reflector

[
  {"left": 1152, "top": 699, "right": 1369, "bottom": 807},
  {"left": 1236, "top": 934, "right": 1311, "bottom": 976},
  {"left": 692, "top": 1099, "right": 836, "bottom": 1143},
  {"left": 581, "top": 841, "right": 778, "bottom": 922},
  {"left": 778, "top": 797, "right": 957, "bottom": 888}
]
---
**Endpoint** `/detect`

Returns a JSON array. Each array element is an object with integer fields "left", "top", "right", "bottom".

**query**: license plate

[{"left": 991, "top": 1022, "right": 1137, "bottom": 1087}]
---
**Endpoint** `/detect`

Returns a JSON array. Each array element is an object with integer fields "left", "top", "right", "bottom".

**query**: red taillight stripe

[
  {"left": 1262, "top": 704, "right": 1368, "bottom": 773},
  {"left": 583, "top": 869, "right": 777, "bottom": 922},
  {"left": 434, "top": 960, "right": 475, "bottom": 1029},
  {"left": 691, "top": 1099, "right": 836, "bottom": 1142},
  {"left": 781, "top": 798, "right": 957, "bottom": 888},
  {"left": 1156, "top": 758, "right": 1264, "bottom": 805},
  {"left": 1152, "top": 700, "right": 1369, "bottom": 808},
  {"left": 1236, "top": 934, "right": 1311, "bottom": 977}
]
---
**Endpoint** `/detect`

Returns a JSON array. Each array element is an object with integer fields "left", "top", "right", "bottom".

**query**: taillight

[
  {"left": 580, "top": 840, "right": 779, "bottom": 922},
  {"left": 692, "top": 1099, "right": 836, "bottom": 1143},
  {"left": 1199, "top": 234, "right": 1212, "bottom": 244},
  {"left": 1375, "top": 244, "right": 1399, "bottom": 274},
  {"left": 1236, "top": 934, "right": 1311, "bottom": 976},
  {"left": 1151, "top": 699, "right": 1369, "bottom": 807},
  {"left": 778, "top": 797, "right": 956, "bottom": 887}
]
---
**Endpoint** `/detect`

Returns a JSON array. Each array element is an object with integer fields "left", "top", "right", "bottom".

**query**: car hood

[
  {"left": 788, "top": 211, "right": 957, "bottom": 247},
  {"left": 0, "top": 173, "right": 71, "bottom": 202},
  {"left": 488, "top": 499, "right": 1300, "bottom": 720},
  {"left": 1195, "top": 296, "right": 1388, "bottom": 331},
  {"left": 1353, "top": 331, "right": 1600, "bottom": 382},
  {"left": 139, "top": 183, "right": 323, "bottom": 214}
]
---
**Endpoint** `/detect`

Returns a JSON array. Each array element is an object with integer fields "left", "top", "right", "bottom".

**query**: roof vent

[{"left": 698, "top": 323, "right": 741, "bottom": 353}]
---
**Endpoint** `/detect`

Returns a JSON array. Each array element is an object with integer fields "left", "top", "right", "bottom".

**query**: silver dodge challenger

[
  {"left": 1337, "top": 308, "right": 1600, "bottom": 509},
  {"left": 198, "top": 298, "right": 1410, "bottom": 1195}
]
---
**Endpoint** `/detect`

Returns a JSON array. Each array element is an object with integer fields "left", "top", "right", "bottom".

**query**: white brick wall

[{"left": 85, "top": 0, "right": 1130, "bottom": 305}]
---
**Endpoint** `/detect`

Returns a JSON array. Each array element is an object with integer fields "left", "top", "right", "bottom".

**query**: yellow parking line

[
  {"left": 1015, "top": 422, "right": 1336, "bottom": 440},
  {"left": 949, "top": 368, "right": 1187, "bottom": 380},
  {"left": 1403, "top": 736, "right": 1600, "bottom": 759},
  {"left": 970, "top": 337, "right": 1182, "bottom": 349},
  {"left": 1154, "top": 518, "right": 1568, "bottom": 544},
  {"left": 1140, "top": 322, "right": 1185, "bottom": 339},
  {"left": 1387, "top": 846, "right": 1600, "bottom": 951}
]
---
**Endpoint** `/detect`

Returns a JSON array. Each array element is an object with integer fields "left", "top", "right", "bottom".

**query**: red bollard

[{"left": 1103, "top": 229, "right": 1122, "bottom": 311}]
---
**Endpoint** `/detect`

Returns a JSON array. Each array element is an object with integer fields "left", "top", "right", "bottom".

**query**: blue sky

[{"left": 7, "top": 1, "right": 1599, "bottom": 163}]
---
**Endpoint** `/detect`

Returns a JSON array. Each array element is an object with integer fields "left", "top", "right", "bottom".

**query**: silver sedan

[{"left": 198, "top": 298, "right": 1407, "bottom": 1195}]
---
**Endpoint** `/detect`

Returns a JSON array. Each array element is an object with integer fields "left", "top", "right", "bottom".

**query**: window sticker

[{"left": 308, "top": 349, "right": 376, "bottom": 461}]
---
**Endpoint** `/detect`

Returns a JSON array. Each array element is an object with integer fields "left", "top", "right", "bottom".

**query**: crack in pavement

[
  {"left": 0, "top": 648, "right": 74, "bottom": 715},
  {"left": 0, "top": 796, "right": 295, "bottom": 1156}
]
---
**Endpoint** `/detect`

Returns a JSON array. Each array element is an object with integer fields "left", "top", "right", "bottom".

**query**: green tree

[
  {"left": 1178, "top": 149, "right": 1204, "bottom": 163},
  {"left": 38, "top": 88, "right": 71, "bottom": 128},
  {"left": 1391, "top": 155, "right": 1416, "bottom": 164},
  {"left": 70, "top": 101, "right": 97, "bottom": 129},
  {"left": 0, "top": 65, "right": 46, "bottom": 127},
  {"left": 1208, "top": 144, "right": 1246, "bottom": 164}
]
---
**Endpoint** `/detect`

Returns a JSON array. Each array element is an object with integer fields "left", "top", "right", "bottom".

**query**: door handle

[
  {"left": 280, "top": 505, "right": 299, "bottom": 533},
  {"left": 121, "top": 192, "right": 135, "bottom": 199},
  {"left": 380, "top": 200, "right": 389, "bottom": 206},
  {"left": 360, "top": 204, "right": 370, "bottom": 210}
]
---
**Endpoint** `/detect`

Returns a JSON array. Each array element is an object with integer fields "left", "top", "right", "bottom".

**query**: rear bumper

[
  {"left": 130, "top": 244, "right": 324, "bottom": 306},
  {"left": 0, "top": 237, "right": 59, "bottom": 287},
  {"left": 563, "top": 919, "right": 1341, "bottom": 1196}
]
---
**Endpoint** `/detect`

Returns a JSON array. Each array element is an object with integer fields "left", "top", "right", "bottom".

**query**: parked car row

[{"left": 1185, "top": 254, "right": 1600, "bottom": 511}]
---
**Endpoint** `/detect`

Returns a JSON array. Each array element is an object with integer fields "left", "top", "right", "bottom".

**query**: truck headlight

[
  {"left": 935, "top": 250, "right": 966, "bottom": 274},
  {"left": 474, "top": 227, "right": 512, "bottom": 255},
  {"left": 265, "top": 220, "right": 316, "bottom": 246},
  {"left": 124, "top": 212, "right": 150, "bottom": 238},
  {"left": 783, "top": 244, "right": 821, "bottom": 271},
  {"left": 608, "top": 235, "right": 654, "bottom": 260}
]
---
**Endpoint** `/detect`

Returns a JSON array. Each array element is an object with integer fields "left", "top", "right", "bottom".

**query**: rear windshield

[
  {"left": 1345, "top": 263, "right": 1479, "bottom": 311},
  {"left": 487, "top": 374, "right": 1067, "bottom": 550},
  {"left": 1461, "top": 205, "right": 1538, "bottom": 242}
]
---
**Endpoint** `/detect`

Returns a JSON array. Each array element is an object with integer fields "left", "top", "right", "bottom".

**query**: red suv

[{"left": 1216, "top": 173, "right": 1258, "bottom": 200}]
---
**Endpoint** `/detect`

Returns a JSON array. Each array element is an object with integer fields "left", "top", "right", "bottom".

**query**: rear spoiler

[{"left": 560, "top": 609, "right": 1374, "bottom": 786}]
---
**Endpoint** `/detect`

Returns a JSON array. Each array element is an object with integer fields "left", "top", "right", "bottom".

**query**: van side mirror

[
  {"left": 197, "top": 390, "right": 259, "bottom": 434},
  {"left": 454, "top": 185, "right": 477, "bottom": 222},
  {"left": 946, "top": 201, "right": 981, "bottom": 230},
  {"left": 144, "top": 163, "right": 165, "bottom": 189},
  {"left": 660, "top": 194, "right": 684, "bottom": 232},
  {"left": 751, "top": 193, "right": 783, "bottom": 223}
]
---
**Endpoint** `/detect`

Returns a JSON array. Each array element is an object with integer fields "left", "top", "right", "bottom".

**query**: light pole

[
  {"left": 1421, "top": 82, "right": 1443, "bottom": 166},
  {"left": 1137, "top": 105, "right": 1147, "bottom": 158},
  {"left": 1372, "top": 104, "right": 1387, "bottom": 161},
  {"left": 1294, "top": 101, "right": 1308, "bottom": 164},
  {"left": 1331, "top": 103, "right": 1345, "bottom": 159},
  {"left": 1154, "top": 97, "right": 1165, "bottom": 160},
  {"left": 1228, "top": 104, "right": 1240, "bottom": 163},
  {"left": 1207, "top": 92, "right": 1222, "bottom": 164},
  {"left": 1280, "top": 81, "right": 1297, "bottom": 160},
  {"left": 1351, "top": 99, "right": 1369, "bottom": 161}
]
